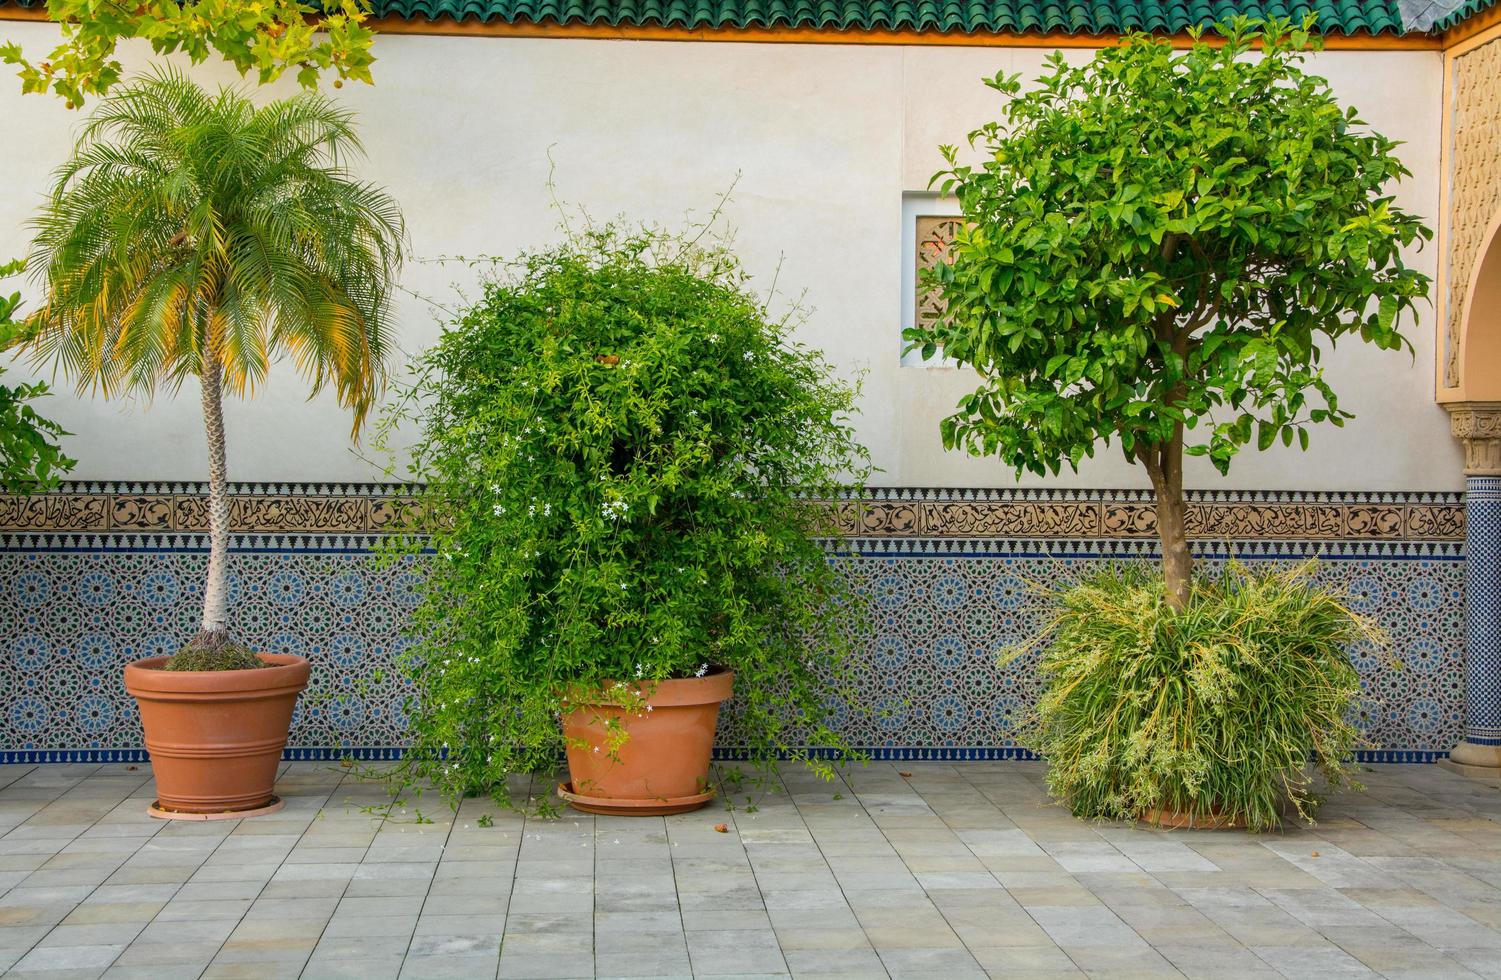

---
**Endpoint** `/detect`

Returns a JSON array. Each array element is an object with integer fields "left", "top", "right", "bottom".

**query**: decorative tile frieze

[
  {"left": 0, "top": 481, "right": 1470, "bottom": 759},
  {"left": 0, "top": 485, "right": 1467, "bottom": 541},
  {"left": 108, "top": 496, "right": 175, "bottom": 531},
  {"left": 1407, "top": 503, "right": 1468, "bottom": 538},
  {"left": 921, "top": 500, "right": 1105, "bottom": 537},
  {"left": 829, "top": 500, "right": 922, "bottom": 536},
  {"left": 0, "top": 494, "right": 109, "bottom": 532}
]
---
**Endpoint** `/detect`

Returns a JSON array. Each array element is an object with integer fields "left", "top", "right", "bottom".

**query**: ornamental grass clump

[
  {"left": 1015, "top": 561, "right": 1380, "bottom": 831},
  {"left": 380, "top": 224, "right": 871, "bottom": 805}
]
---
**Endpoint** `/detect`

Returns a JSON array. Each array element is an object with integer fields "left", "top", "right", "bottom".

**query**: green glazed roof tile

[
  {"left": 365, "top": 1, "right": 1408, "bottom": 35},
  {"left": 0, "top": 0, "right": 1453, "bottom": 35},
  {"left": 1424, "top": 0, "right": 1498, "bottom": 30}
]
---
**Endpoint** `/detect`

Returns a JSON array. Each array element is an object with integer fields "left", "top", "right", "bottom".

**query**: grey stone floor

[{"left": 0, "top": 761, "right": 1499, "bottom": 980}]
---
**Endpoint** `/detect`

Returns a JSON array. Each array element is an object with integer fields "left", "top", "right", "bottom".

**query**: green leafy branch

[{"left": 1, "top": 0, "right": 377, "bottom": 107}]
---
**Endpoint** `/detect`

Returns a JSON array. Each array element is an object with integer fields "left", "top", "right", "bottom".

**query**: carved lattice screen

[{"left": 914, "top": 215, "right": 964, "bottom": 331}]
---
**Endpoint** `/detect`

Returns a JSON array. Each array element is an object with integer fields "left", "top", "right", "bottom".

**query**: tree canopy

[
  {"left": 906, "top": 17, "right": 1432, "bottom": 606},
  {"left": 1, "top": 0, "right": 376, "bottom": 107},
  {"left": 20, "top": 66, "right": 405, "bottom": 431}
]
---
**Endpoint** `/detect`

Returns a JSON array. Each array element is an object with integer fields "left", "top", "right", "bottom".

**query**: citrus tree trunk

[
  {"left": 198, "top": 358, "right": 231, "bottom": 640},
  {"left": 1141, "top": 430, "right": 1192, "bottom": 612}
]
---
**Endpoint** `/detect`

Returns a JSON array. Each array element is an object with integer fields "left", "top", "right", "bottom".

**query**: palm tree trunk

[{"left": 198, "top": 358, "right": 231, "bottom": 641}]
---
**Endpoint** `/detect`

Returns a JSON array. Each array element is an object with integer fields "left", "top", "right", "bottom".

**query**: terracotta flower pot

[
  {"left": 558, "top": 669, "right": 733, "bottom": 816},
  {"left": 1138, "top": 806, "right": 1247, "bottom": 830},
  {"left": 123, "top": 653, "right": 310, "bottom": 816}
]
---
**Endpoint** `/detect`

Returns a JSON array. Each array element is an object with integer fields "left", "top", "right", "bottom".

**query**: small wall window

[{"left": 901, "top": 194, "right": 963, "bottom": 367}]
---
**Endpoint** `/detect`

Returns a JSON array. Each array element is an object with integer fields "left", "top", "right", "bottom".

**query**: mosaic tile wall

[{"left": 0, "top": 485, "right": 1467, "bottom": 763}]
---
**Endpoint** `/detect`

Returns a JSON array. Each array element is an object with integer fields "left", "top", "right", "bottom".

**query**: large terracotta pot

[
  {"left": 1138, "top": 806, "right": 1246, "bottom": 830},
  {"left": 124, "top": 653, "right": 309, "bottom": 816},
  {"left": 558, "top": 669, "right": 734, "bottom": 816}
]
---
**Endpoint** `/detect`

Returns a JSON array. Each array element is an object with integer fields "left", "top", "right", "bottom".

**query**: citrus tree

[
  {"left": 907, "top": 17, "right": 1431, "bottom": 608},
  {"left": 1, "top": 0, "right": 376, "bottom": 107},
  {"left": 13, "top": 67, "right": 404, "bottom": 653}
]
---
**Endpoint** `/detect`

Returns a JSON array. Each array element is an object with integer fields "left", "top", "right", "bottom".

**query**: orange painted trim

[
  {"left": 1441, "top": 4, "right": 1501, "bottom": 52},
  {"left": 1437, "top": 43, "right": 1457, "bottom": 398},
  {"left": 0, "top": 6, "right": 1444, "bottom": 50},
  {"left": 1442, "top": 8, "right": 1501, "bottom": 57}
]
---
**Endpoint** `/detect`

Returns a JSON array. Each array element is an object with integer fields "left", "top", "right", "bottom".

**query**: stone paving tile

[
  {"left": 0, "top": 761, "right": 1498, "bottom": 977},
  {"left": 397, "top": 952, "right": 500, "bottom": 979},
  {"left": 102, "top": 964, "right": 207, "bottom": 980},
  {"left": 12, "top": 941, "right": 124, "bottom": 970},
  {"left": 876, "top": 946, "right": 987, "bottom": 978}
]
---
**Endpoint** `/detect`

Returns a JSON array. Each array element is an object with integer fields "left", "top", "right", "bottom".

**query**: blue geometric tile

[{"left": 0, "top": 539, "right": 1467, "bottom": 757}]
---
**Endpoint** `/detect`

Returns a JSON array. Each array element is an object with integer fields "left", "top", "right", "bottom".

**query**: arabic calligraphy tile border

[{"left": 0, "top": 485, "right": 1468, "bottom": 541}]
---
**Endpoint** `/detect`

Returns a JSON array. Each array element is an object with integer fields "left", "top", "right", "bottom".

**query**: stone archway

[{"left": 1442, "top": 208, "right": 1501, "bottom": 778}]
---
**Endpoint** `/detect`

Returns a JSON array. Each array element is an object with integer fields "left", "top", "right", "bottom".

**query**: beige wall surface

[{"left": 0, "top": 27, "right": 1459, "bottom": 489}]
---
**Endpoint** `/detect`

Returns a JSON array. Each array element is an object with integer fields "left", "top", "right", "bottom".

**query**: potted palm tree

[{"left": 12, "top": 67, "right": 405, "bottom": 818}]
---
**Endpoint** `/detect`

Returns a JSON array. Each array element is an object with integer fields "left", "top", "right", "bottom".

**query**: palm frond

[{"left": 20, "top": 67, "right": 406, "bottom": 434}]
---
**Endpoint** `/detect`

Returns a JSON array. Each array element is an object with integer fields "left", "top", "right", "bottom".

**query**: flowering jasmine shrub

[{"left": 382, "top": 226, "right": 871, "bottom": 802}]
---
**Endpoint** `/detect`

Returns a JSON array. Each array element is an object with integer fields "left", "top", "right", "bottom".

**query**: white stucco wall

[{"left": 0, "top": 26, "right": 1460, "bottom": 489}]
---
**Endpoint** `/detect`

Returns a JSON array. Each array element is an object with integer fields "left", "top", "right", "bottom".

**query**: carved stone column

[{"left": 1442, "top": 403, "right": 1501, "bottom": 779}]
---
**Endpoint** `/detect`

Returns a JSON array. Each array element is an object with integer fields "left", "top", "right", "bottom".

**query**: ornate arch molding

[
  {"left": 1440, "top": 26, "right": 1501, "bottom": 398},
  {"left": 1448, "top": 209, "right": 1501, "bottom": 404}
]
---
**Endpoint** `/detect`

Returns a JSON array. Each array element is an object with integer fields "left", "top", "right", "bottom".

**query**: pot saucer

[
  {"left": 557, "top": 782, "right": 715, "bottom": 816},
  {"left": 147, "top": 796, "right": 285, "bottom": 820}
]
